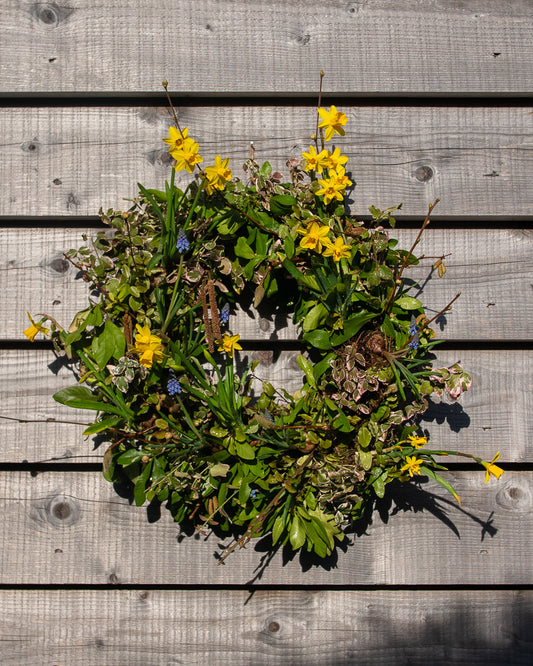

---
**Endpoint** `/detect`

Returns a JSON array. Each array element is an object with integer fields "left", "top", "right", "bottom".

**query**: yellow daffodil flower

[
  {"left": 401, "top": 455, "right": 423, "bottom": 477},
  {"left": 23, "top": 312, "right": 49, "bottom": 342},
  {"left": 324, "top": 147, "right": 348, "bottom": 171},
  {"left": 318, "top": 105, "right": 348, "bottom": 141},
  {"left": 296, "top": 220, "right": 331, "bottom": 252},
  {"left": 173, "top": 137, "right": 203, "bottom": 173},
  {"left": 322, "top": 236, "right": 351, "bottom": 262},
  {"left": 316, "top": 176, "right": 345, "bottom": 205},
  {"left": 133, "top": 324, "right": 165, "bottom": 367},
  {"left": 204, "top": 155, "right": 232, "bottom": 194},
  {"left": 302, "top": 145, "right": 330, "bottom": 174},
  {"left": 163, "top": 126, "right": 189, "bottom": 154},
  {"left": 216, "top": 333, "right": 242, "bottom": 358},
  {"left": 408, "top": 435, "right": 428, "bottom": 449},
  {"left": 482, "top": 451, "right": 504, "bottom": 483},
  {"left": 330, "top": 166, "right": 353, "bottom": 190}
]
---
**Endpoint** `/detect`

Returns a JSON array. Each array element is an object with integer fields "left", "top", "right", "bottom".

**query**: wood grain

[
  {"left": 0, "top": 470, "right": 529, "bottom": 585},
  {"left": 1, "top": 0, "right": 532, "bottom": 95},
  {"left": 3, "top": 227, "right": 532, "bottom": 340},
  {"left": 0, "top": 589, "right": 531, "bottom": 665},
  {"left": 0, "top": 348, "right": 530, "bottom": 463},
  {"left": 1, "top": 106, "right": 531, "bottom": 217}
]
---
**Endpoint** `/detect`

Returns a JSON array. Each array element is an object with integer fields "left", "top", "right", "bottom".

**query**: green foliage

[{"left": 31, "top": 105, "right": 485, "bottom": 563}]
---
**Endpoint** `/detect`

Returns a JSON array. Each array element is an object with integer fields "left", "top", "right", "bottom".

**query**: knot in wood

[
  {"left": 32, "top": 3, "right": 60, "bottom": 26},
  {"left": 46, "top": 494, "right": 81, "bottom": 527},
  {"left": 49, "top": 257, "right": 70, "bottom": 274},
  {"left": 415, "top": 165, "right": 434, "bottom": 182},
  {"left": 21, "top": 140, "right": 40, "bottom": 154},
  {"left": 268, "top": 621, "right": 280, "bottom": 633},
  {"left": 496, "top": 481, "right": 532, "bottom": 514}
]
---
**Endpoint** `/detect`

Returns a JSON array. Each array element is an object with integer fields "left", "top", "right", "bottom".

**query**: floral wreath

[{"left": 25, "top": 80, "right": 503, "bottom": 561}]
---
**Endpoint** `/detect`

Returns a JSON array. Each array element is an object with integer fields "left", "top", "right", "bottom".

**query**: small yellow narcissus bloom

[
  {"left": 330, "top": 166, "right": 353, "bottom": 190},
  {"left": 173, "top": 137, "right": 203, "bottom": 173},
  {"left": 163, "top": 126, "right": 189, "bottom": 154},
  {"left": 322, "top": 236, "right": 351, "bottom": 262},
  {"left": 401, "top": 455, "right": 423, "bottom": 477},
  {"left": 204, "top": 155, "right": 232, "bottom": 194},
  {"left": 217, "top": 333, "right": 242, "bottom": 358},
  {"left": 301, "top": 145, "right": 329, "bottom": 174},
  {"left": 482, "top": 451, "right": 504, "bottom": 483},
  {"left": 23, "top": 312, "right": 49, "bottom": 342},
  {"left": 133, "top": 324, "right": 166, "bottom": 368},
  {"left": 324, "top": 147, "right": 348, "bottom": 171},
  {"left": 318, "top": 105, "right": 348, "bottom": 141},
  {"left": 316, "top": 176, "right": 345, "bottom": 205},
  {"left": 296, "top": 220, "right": 331, "bottom": 253},
  {"left": 408, "top": 435, "right": 428, "bottom": 449}
]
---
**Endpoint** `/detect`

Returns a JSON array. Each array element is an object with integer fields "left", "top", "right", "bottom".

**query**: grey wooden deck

[{"left": 0, "top": 1, "right": 532, "bottom": 663}]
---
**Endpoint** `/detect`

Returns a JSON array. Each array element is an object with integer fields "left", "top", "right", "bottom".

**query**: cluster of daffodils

[
  {"left": 164, "top": 125, "right": 233, "bottom": 195},
  {"left": 24, "top": 92, "right": 503, "bottom": 562}
]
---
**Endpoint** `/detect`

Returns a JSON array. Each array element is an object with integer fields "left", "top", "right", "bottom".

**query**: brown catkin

[{"left": 207, "top": 278, "right": 221, "bottom": 341}]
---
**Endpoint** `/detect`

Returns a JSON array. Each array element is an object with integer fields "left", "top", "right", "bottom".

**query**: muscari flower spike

[
  {"left": 167, "top": 370, "right": 182, "bottom": 396},
  {"left": 176, "top": 228, "right": 190, "bottom": 253},
  {"left": 219, "top": 302, "right": 230, "bottom": 326},
  {"left": 408, "top": 319, "right": 419, "bottom": 349}
]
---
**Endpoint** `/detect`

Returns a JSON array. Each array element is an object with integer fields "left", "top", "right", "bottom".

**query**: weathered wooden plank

[
  {"left": 0, "top": 589, "right": 531, "bottom": 665},
  {"left": 0, "top": 470, "right": 529, "bottom": 585},
  {"left": 1, "top": 106, "right": 531, "bottom": 217},
  {"left": 1, "top": 0, "right": 532, "bottom": 95},
  {"left": 3, "top": 226, "right": 531, "bottom": 340},
  {"left": 0, "top": 348, "right": 530, "bottom": 463}
]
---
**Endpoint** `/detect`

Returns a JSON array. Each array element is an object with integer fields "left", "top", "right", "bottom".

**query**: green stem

[{"left": 161, "top": 255, "right": 184, "bottom": 334}]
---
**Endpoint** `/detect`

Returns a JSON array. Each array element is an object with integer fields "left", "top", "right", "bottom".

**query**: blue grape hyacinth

[
  {"left": 176, "top": 228, "right": 190, "bottom": 253},
  {"left": 167, "top": 370, "right": 182, "bottom": 396},
  {"left": 219, "top": 302, "right": 230, "bottom": 326}
]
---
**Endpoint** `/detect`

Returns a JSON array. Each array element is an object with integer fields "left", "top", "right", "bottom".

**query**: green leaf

[
  {"left": 236, "top": 441, "right": 256, "bottom": 461},
  {"left": 289, "top": 515, "right": 306, "bottom": 550},
  {"left": 330, "top": 313, "right": 376, "bottom": 346},
  {"left": 82, "top": 416, "right": 121, "bottom": 435},
  {"left": 272, "top": 515, "right": 284, "bottom": 545},
  {"left": 302, "top": 302, "right": 328, "bottom": 333},
  {"left": 303, "top": 328, "right": 331, "bottom": 350},
  {"left": 359, "top": 449, "right": 373, "bottom": 471},
  {"left": 296, "top": 354, "right": 316, "bottom": 388},
  {"left": 284, "top": 234, "right": 295, "bottom": 259},
  {"left": 269, "top": 194, "right": 297, "bottom": 216},
  {"left": 313, "top": 353, "right": 335, "bottom": 381},
  {"left": 92, "top": 319, "right": 126, "bottom": 368},
  {"left": 282, "top": 258, "right": 320, "bottom": 292},
  {"left": 210, "top": 462, "right": 230, "bottom": 477},
  {"left": 395, "top": 296, "right": 423, "bottom": 311},
  {"left": 421, "top": 466, "right": 461, "bottom": 504},
  {"left": 102, "top": 446, "right": 115, "bottom": 482},
  {"left": 53, "top": 386, "right": 125, "bottom": 416},
  {"left": 372, "top": 470, "right": 386, "bottom": 498},
  {"left": 358, "top": 426, "right": 372, "bottom": 448},
  {"left": 235, "top": 236, "right": 256, "bottom": 259},
  {"left": 260, "top": 161, "right": 272, "bottom": 176},
  {"left": 134, "top": 460, "right": 152, "bottom": 506},
  {"left": 117, "top": 449, "right": 146, "bottom": 465}
]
